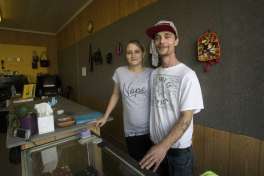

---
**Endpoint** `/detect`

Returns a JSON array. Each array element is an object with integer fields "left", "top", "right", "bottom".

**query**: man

[{"left": 139, "top": 20, "right": 204, "bottom": 176}]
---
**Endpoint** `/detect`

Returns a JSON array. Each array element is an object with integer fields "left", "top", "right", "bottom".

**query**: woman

[{"left": 96, "top": 40, "right": 152, "bottom": 161}]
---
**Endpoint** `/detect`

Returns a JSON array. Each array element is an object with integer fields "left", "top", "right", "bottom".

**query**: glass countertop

[{"left": 21, "top": 136, "right": 156, "bottom": 176}]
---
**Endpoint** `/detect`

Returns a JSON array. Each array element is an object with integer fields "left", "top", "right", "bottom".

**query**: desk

[{"left": 6, "top": 97, "right": 107, "bottom": 150}]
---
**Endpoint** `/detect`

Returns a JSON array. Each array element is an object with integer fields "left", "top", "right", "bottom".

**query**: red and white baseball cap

[{"left": 146, "top": 20, "right": 178, "bottom": 39}]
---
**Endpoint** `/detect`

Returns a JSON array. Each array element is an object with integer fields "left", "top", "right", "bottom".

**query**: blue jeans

[{"left": 166, "top": 146, "right": 193, "bottom": 176}]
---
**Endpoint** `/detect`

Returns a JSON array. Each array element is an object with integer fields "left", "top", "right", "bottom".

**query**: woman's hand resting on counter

[{"left": 96, "top": 116, "right": 108, "bottom": 127}]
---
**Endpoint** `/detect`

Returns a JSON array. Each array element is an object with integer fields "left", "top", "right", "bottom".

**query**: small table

[{"left": 6, "top": 97, "right": 107, "bottom": 150}]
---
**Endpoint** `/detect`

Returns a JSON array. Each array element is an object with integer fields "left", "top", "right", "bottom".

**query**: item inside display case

[
  {"left": 74, "top": 166, "right": 97, "bottom": 176},
  {"left": 42, "top": 165, "right": 72, "bottom": 176}
]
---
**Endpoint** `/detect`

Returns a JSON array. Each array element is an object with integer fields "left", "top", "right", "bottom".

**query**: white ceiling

[{"left": 0, "top": 0, "right": 93, "bottom": 35}]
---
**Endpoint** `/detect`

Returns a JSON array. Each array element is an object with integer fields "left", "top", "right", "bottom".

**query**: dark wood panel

[
  {"left": 193, "top": 124, "right": 205, "bottom": 175},
  {"left": 260, "top": 141, "right": 264, "bottom": 176},
  {"left": 211, "top": 129, "right": 230, "bottom": 175},
  {"left": 193, "top": 125, "right": 263, "bottom": 176},
  {"left": 203, "top": 127, "right": 230, "bottom": 176},
  {"left": 228, "top": 134, "right": 260, "bottom": 176},
  {"left": 57, "top": 0, "right": 158, "bottom": 49}
]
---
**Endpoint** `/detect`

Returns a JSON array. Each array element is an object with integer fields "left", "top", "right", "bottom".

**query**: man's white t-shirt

[
  {"left": 113, "top": 66, "right": 152, "bottom": 137},
  {"left": 150, "top": 63, "right": 204, "bottom": 148}
]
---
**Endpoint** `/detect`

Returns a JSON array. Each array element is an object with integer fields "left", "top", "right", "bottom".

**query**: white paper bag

[
  {"left": 34, "top": 102, "right": 55, "bottom": 134},
  {"left": 37, "top": 115, "right": 55, "bottom": 134}
]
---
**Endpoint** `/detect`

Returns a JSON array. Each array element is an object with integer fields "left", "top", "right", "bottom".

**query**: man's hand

[
  {"left": 139, "top": 111, "right": 193, "bottom": 172},
  {"left": 139, "top": 143, "right": 169, "bottom": 172}
]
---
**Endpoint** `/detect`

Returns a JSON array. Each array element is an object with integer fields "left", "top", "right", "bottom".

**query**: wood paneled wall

[
  {"left": 57, "top": 0, "right": 158, "bottom": 49},
  {"left": 0, "top": 30, "right": 58, "bottom": 74},
  {"left": 193, "top": 124, "right": 264, "bottom": 176}
]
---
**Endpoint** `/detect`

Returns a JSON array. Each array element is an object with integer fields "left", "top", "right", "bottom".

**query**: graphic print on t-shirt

[
  {"left": 153, "top": 74, "right": 180, "bottom": 108},
  {"left": 123, "top": 78, "right": 148, "bottom": 99}
]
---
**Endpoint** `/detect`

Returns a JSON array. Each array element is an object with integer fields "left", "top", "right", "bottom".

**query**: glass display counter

[{"left": 21, "top": 135, "right": 157, "bottom": 176}]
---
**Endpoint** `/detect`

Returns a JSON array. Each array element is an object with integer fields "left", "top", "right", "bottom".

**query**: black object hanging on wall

[
  {"left": 115, "top": 42, "right": 123, "bottom": 58},
  {"left": 88, "top": 44, "right": 94, "bottom": 72},
  {"left": 40, "top": 52, "right": 50, "bottom": 67},
  {"left": 106, "top": 52, "right": 113, "bottom": 64},
  {"left": 1, "top": 60, "right": 5, "bottom": 70},
  {"left": 40, "top": 60, "right": 49, "bottom": 67},
  {"left": 93, "top": 48, "right": 103, "bottom": 65},
  {"left": 32, "top": 51, "right": 39, "bottom": 69}
]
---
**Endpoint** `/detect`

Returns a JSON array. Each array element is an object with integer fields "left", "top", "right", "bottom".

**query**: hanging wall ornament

[
  {"left": 115, "top": 42, "right": 123, "bottom": 57},
  {"left": 106, "top": 52, "right": 113, "bottom": 64},
  {"left": 88, "top": 44, "right": 94, "bottom": 72},
  {"left": 1, "top": 59, "right": 5, "bottom": 70},
  {"left": 40, "top": 52, "right": 49, "bottom": 67},
  {"left": 93, "top": 48, "right": 103, "bottom": 65},
  {"left": 32, "top": 50, "right": 39, "bottom": 69},
  {"left": 87, "top": 20, "right": 94, "bottom": 34},
  {"left": 197, "top": 31, "right": 221, "bottom": 72}
]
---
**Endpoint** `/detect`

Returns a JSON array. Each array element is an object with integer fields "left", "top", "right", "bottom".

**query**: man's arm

[{"left": 139, "top": 110, "right": 193, "bottom": 171}]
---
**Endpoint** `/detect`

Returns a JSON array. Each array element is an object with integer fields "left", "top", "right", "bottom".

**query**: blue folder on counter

[{"left": 75, "top": 111, "right": 102, "bottom": 124}]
